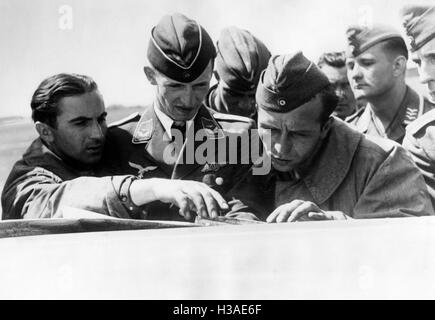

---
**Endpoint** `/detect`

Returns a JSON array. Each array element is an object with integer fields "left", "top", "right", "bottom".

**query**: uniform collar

[
  {"left": 300, "top": 119, "right": 362, "bottom": 204},
  {"left": 356, "top": 86, "right": 421, "bottom": 142},
  {"left": 132, "top": 104, "right": 221, "bottom": 145},
  {"left": 132, "top": 106, "right": 155, "bottom": 144},
  {"left": 382, "top": 85, "right": 419, "bottom": 142},
  {"left": 398, "top": 85, "right": 422, "bottom": 126}
]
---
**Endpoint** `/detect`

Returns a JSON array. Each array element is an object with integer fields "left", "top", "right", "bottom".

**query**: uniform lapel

[{"left": 171, "top": 106, "right": 225, "bottom": 180}]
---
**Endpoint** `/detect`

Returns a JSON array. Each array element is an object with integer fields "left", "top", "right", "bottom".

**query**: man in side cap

[
  {"left": 204, "top": 26, "right": 271, "bottom": 120},
  {"left": 102, "top": 13, "right": 262, "bottom": 221},
  {"left": 401, "top": 5, "right": 435, "bottom": 208},
  {"left": 252, "top": 52, "right": 433, "bottom": 222},
  {"left": 345, "top": 24, "right": 434, "bottom": 144}
]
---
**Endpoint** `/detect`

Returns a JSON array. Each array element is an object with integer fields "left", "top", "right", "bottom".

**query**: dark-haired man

[
  {"left": 102, "top": 13, "right": 263, "bottom": 221},
  {"left": 204, "top": 26, "right": 271, "bottom": 120},
  {"left": 317, "top": 51, "right": 357, "bottom": 119},
  {"left": 252, "top": 52, "right": 433, "bottom": 222},
  {"left": 345, "top": 24, "right": 434, "bottom": 143},
  {"left": 1, "top": 73, "right": 229, "bottom": 220}
]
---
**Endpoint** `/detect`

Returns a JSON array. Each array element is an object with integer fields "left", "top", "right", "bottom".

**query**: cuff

[{"left": 111, "top": 175, "right": 149, "bottom": 219}]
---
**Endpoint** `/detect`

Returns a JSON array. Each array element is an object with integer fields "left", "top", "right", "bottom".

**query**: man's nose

[
  {"left": 179, "top": 86, "right": 194, "bottom": 105},
  {"left": 90, "top": 121, "right": 105, "bottom": 140},
  {"left": 273, "top": 136, "right": 292, "bottom": 157},
  {"left": 349, "top": 65, "right": 362, "bottom": 80}
]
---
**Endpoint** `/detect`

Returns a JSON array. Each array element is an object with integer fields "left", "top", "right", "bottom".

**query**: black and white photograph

[{"left": 0, "top": 0, "right": 435, "bottom": 302}]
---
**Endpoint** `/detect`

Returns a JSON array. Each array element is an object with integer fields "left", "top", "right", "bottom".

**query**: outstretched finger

[
  {"left": 288, "top": 201, "right": 320, "bottom": 222},
  {"left": 198, "top": 188, "right": 220, "bottom": 218},
  {"left": 206, "top": 187, "right": 229, "bottom": 211},
  {"left": 308, "top": 211, "right": 349, "bottom": 220},
  {"left": 307, "top": 211, "right": 328, "bottom": 220},
  {"left": 267, "top": 200, "right": 303, "bottom": 223},
  {"left": 188, "top": 190, "right": 208, "bottom": 218}
]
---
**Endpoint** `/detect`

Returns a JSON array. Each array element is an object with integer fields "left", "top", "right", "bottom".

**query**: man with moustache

[
  {"left": 252, "top": 52, "right": 432, "bottom": 222},
  {"left": 103, "top": 13, "right": 262, "bottom": 221},
  {"left": 401, "top": 5, "right": 435, "bottom": 209},
  {"left": 317, "top": 51, "right": 357, "bottom": 120},
  {"left": 345, "top": 24, "right": 434, "bottom": 144},
  {"left": 1, "top": 73, "right": 228, "bottom": 220}
]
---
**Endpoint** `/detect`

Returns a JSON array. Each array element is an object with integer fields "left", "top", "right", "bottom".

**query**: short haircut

[
  {"left": 380, "top": 37, "right": 409, "bottom": 60},
  {"left": 31, "top": 73, "right": 98, "bottom": 127},
  {"left": 318, "top": 84, "right": 339, "bottom": 124},
  {"left": 317, "top": 51, "right": 346, "bottom": 69}
]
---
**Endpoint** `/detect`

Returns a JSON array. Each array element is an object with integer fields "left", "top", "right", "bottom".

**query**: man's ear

[
  {"left": 320, "top": 117, "right": 333, "bottom": 139},
  {"left": 393, "top": 55, "right": 407, "bottom": 77},
  {"left": 35, "top": 121, "right": 54, "bottom": 144},
  {"left": 143, "top": 66, "right": 157, "bottom": 85}
]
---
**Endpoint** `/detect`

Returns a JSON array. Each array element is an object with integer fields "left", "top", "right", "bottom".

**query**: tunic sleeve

[{"left": 1, "top": 167, "right": 140, "bottom": 219}]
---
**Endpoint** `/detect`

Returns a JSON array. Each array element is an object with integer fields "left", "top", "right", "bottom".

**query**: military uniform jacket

[
  {"left": 102, "top": 104, "right": 261, "bottom": 221},
  {"left": 1, "top": 138, "right": 138, "bottom": 219},
  {"left": 251, "top": 118, "right": 434, "bottom": 221},
  {"left": 403, "top": 108, "right": 435, "bottom": 209},
  {"left": 346, "top": 86, "right": 435, "bottom": 144}
]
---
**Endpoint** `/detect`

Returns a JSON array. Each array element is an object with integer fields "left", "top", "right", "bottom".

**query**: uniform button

[
  {"left": 215, "top": 177, "right": 224, "bottom": 185},
  {"left": 121, "top": 196, "right": 127, "bottom": 202}
]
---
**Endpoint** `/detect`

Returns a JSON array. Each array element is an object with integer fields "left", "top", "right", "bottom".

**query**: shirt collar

[{"left": 153, "top": 103, "right": 195, "bottom": 140}]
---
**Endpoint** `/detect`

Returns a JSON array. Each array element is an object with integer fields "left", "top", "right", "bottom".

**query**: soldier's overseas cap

[
  {"left": 401, "top": 5, "right": 435, "bottom": 52},
  {"left": 345, "top": 24, "right": 403, "bottom": 57},
  {"left": 147, "top": 13, "right": 216, "bottom": 83},
  {"left": 216, "top": 26, "right": 271, "bottom": 93},
  {"left": 256, "top": 52, "right": 330, "bottom": 113}
]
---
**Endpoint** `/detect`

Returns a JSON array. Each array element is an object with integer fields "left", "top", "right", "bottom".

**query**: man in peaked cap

[
  {"left": 401, "top": 5, "right": 435, "bottom": 209},
  {"left": 204, "top": 26, "right": 271, "bottom": 120},
  {"left": 251, "top": 52, "right": 433, "bottom": 222},
  {"left": 345, "top": 24, "right": 435, "bottom": 144},
  {"left": 102, "top": 13, "right": 263, "bottom": 222}
]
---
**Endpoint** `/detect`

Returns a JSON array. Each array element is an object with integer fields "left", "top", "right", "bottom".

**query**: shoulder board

[
  {"left": 108, "top": 112, "right": 140, "bottom": 128},
  {"left": 407, "top": 108, "right": 435, "bottom": 135},
  {"left": 212, "top": 112, "right": 252, "bottom": 123},
  {"left": 345, "top": 107, "right": 365, "bottom": 122}
]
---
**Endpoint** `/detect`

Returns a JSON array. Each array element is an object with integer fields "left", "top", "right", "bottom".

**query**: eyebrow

[
  {"left": 69, "top": 116, "right": 91, "bottom": 123},
  {"left": 423, "top": 52, "right": 435, "bottom": 59},
  {"left": 193, "top": 81, "right": 209, "bottom": 86},
  {"left": 357, "top": 57, "right": 375, "bottom": 62},
  {"left": 69, "top": 111, "right": 107, "bottom": 123}
]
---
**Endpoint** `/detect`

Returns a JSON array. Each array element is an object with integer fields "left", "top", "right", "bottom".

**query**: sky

[{"left": 0, "top": 0, "right": 433, "bottom": 118}]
